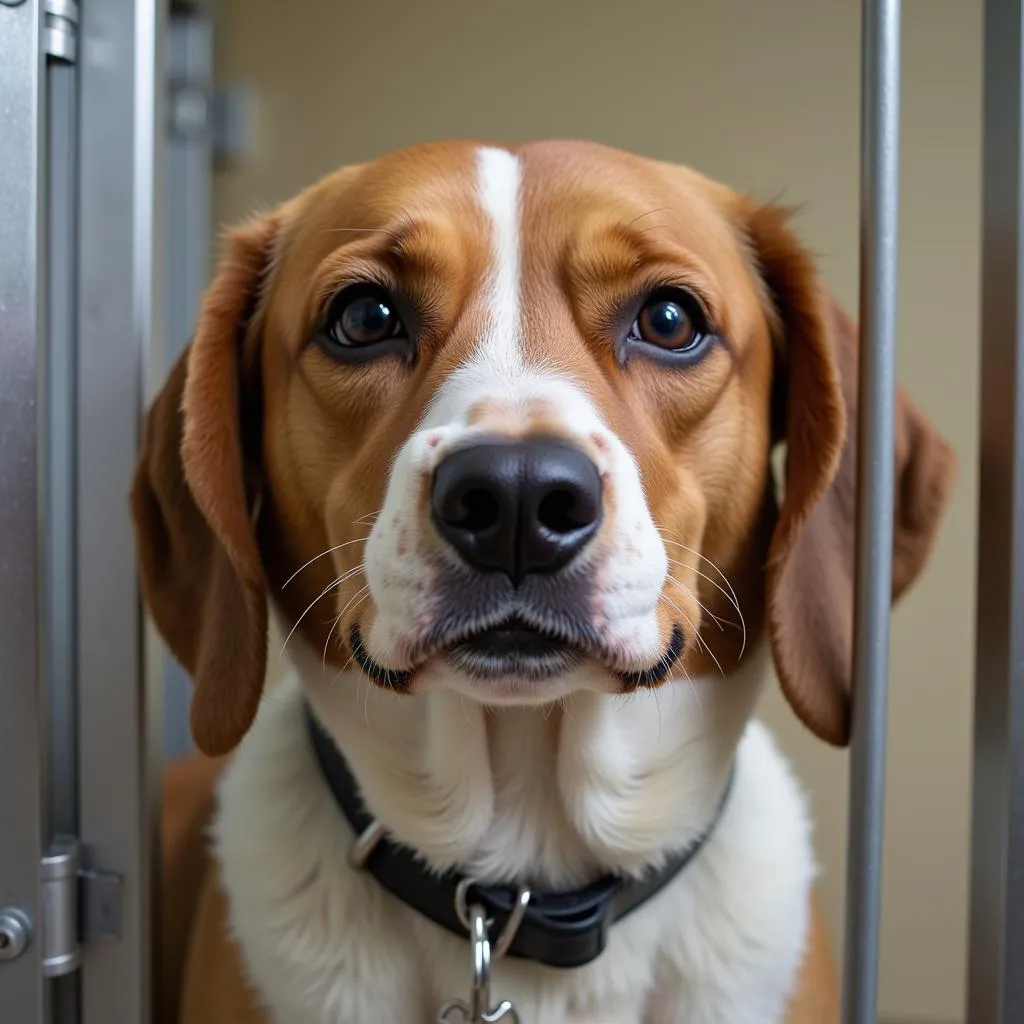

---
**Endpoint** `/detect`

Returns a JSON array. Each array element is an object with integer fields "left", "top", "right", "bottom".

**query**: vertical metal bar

[
  {"left": 76, "top": 0, "right": 164, "bottom": 1019},
  {"left": 45, "top": 33, "right": 82, "bottom": 1024},
  {"left": 0, "top": 2, "right": 49, "bottom": 1022},
  {"left": 967, "top": 1, "right": 1024, "bottom": 1020},
  {"left": 45, "top": 38, "right": 79, "bottom": 849},
  {"left": 842, "top": 2, "right": 901, "bottom": 1023}
]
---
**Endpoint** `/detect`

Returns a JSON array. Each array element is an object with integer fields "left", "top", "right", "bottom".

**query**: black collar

[{"left": 305, "top": 704, "right": 734, "bottom": 970}]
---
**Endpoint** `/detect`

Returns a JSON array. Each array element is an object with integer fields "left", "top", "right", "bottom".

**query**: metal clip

[{"left": 438, "top": 883, "right": 529, "bottom": 1024}]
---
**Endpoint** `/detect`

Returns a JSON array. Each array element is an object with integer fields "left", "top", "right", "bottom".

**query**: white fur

[
  {"left": 215, "top": 638, "right": 816, "bottom": 1023},
  {"left": 210, "top": 145, "right": 819, "bottom": 1022},
  {"left": 475, "top": 145, "right": 522, "bottom": 381},
  {"left": 364, "top": 147, "right": 668, "bottom": 688}
]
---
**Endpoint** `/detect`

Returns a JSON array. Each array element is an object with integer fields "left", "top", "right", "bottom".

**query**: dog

[{"left": 134, "top": 139, "right": 955, "bottom": 1023}]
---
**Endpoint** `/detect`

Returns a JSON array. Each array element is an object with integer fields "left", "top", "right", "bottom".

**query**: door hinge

[
  {"left": 44, "top": 0, "right": 78, "bottom": 65},
  {"left": 40, "top": 837, "right": 124, "bottom": 978}
]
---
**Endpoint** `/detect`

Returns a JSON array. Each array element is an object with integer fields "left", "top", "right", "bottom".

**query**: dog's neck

[{"left": 289, "top": 627, "right": 767, "bottom": 891}]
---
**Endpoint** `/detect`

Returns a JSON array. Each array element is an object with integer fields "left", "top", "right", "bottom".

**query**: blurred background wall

[{"left": 206, "top": 2, "right": 981, "bottom": 1019}]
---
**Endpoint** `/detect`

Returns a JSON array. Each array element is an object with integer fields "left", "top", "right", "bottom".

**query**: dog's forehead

[{"left": 282, "top": 140, "right": 740, "bottom": 270}]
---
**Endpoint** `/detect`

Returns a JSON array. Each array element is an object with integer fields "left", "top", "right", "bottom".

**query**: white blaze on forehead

[
  {"left": 422, "top": 147, "right": 528, "bottom": 428},
  {"left": 475, "top": 146, "right": 523, "bottom": 384}
]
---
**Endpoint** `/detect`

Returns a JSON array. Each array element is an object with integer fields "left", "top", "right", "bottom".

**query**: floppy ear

[
  {"left": 131, "top": 213, "right": 279, "bottom": 756},
  {"left": 744, "top": 202, "right": 957, "bottom": 747}
]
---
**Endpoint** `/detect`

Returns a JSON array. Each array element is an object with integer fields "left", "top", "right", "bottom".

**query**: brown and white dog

[{"left": 134, "top": 140, "right": 955, "bottom": 1023}]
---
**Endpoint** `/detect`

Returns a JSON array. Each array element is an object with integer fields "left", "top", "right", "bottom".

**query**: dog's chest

[{"left": 212, "top": 680, "right": 814, "bottom": 1024}]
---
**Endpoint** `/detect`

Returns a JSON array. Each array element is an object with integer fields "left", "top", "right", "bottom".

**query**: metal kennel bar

[
  {"left": 842, "top": 1, "right": 902, "bottom": 1022},
  {"left": 967, "top": 0, "right": 1024, "bottom": 1021}
]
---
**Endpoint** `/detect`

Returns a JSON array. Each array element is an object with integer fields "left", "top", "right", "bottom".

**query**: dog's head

[{"left": 132, "top": 140, "right": 955, "bottom": 757}]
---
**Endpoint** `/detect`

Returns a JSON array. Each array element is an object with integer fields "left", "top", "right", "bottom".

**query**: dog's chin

[{"left": 441, "top": 622, "right": 588, "bottom": 704}]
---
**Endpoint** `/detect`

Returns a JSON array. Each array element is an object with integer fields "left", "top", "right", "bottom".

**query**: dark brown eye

[
  {"left": 328, "top": 286, "right": 401, "bottom": 346},
  {"left": 636, "top": 298, "right": 695, "bottom": 349},
  {"left": 622, "top": 288, "right": 715, "bottom": 366},
  {"left": 633, "top": 292, "right": 707, "bottom": 351},
  {"left": 317, "top": 284, "right": 415, "bottom": 365}
]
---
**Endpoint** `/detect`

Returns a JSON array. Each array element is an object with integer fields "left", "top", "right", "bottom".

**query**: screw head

[{"left": 0, "top": 910, "right": 31, "bottom": 961}]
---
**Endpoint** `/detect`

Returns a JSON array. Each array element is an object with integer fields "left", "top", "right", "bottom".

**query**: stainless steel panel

[{"left": 0, "top": 1, "right": 50, "bottom": 1020}]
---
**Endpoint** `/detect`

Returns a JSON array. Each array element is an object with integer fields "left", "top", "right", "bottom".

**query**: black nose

[{"left": 431, "top": 437, "right": 603, "bottom": 583}]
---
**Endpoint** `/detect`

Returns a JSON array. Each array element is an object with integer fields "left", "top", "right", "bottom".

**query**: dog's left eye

[
  {"left": 325, "top": 285, "right": 404, "bottom": 347},
  {"left": 315, "top": 283, "right": 416, "bottom": 365},
  {"left": 626, "top": 288, "right": 714, "bottom": 361}
]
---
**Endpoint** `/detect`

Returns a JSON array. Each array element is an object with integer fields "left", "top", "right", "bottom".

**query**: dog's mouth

[
  {"left": 445, "top": 615, "right": 583, "bottom": 682},
  {"left": 348, "top": 615, "right": 686, "bottom": 692}
]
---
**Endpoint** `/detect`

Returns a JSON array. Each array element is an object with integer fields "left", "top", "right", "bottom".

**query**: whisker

[
  {"left": 652, "top": 685, "right": 664, "bottom": 743},
  {"left": 279, "top": 565, "right": 364, "bottom": 661},
  {"left": 660, "top": 548, "right": 744, "bottom": 615},
  {"left": 665, "top": 570, "right": 735, "bottom": 630},
  {"left": 323, "top": 616, "right": 341, "bottom": 670},
  {"left": 660, "top": 593, "right": 725, "bottom": 679},
  {"left": 352, "top": 507, "right": 384, "bottom": 527},
  {"left": 337, "top": 581, "right": 370, "bottom": 623},
  {"left": 332, "top": 648, "right": 358, "bottom": 690},
  {"left": 682, "top": 666, "right": 703, "bottom": 718},
  {"left": 327, "top": 585, "right": 373, "bottom": 687},
  {"left": 283, "top": 536, "right": 370, "bottom": 588},
  {"left": 656, "top": 531, "right": 743, "bottom": 611},
  {"left": 280, "top": 575, "right": 346, "bottom": 660},
  {"left": 656, "top": 535, "right": 747, "bottom": 660}
]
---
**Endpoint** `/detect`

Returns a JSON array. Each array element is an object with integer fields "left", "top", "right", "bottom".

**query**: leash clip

[{"left": 437, "top": 883, "right": 529, "bottom": 1023}]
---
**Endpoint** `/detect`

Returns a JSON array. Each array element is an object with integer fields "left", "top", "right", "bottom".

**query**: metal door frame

[
  {"left": 75, "top": 0, "right": 164, "bottom": 1019},
  {"left": 0, "top": 1, "right": 162, "bottom": 1021},
  {"left": 0, "top": 3, "right": 49, "bottom": 1015}
]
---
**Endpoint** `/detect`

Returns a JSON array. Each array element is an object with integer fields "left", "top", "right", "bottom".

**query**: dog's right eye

[{"left": 317, "top": 284, "right": 413, "bottom": 363}]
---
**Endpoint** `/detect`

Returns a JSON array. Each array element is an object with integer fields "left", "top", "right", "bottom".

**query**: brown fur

[
  {"left": 132, "top": 140, "right": 954, "bottom": 755},
  {"left": 138, "top": 140, "right": 954, "bottom": 1018}
]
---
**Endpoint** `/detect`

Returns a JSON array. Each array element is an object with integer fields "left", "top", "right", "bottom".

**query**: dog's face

[{"left": 132, "top": 140, "right": 955, "bottom": 756}]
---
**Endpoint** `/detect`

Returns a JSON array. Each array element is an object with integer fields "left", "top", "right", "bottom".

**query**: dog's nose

[{"left": 431, "top": 437, "right": 603, "bottom": 582}]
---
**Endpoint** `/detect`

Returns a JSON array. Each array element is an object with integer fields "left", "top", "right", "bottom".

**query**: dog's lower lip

[
  {"left": 349, "top": 622, "right": 414, "bottom": 690},
  {"left": 456, "top": 617, "right": 567, "bottom": 657},
  {"left": 618, "top": 624, "right": 686, "bottom": 688}
]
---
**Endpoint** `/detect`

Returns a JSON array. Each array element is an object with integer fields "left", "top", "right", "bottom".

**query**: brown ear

[
  {"left": 131, "top": 213, "right": 279, "bottom": 756},
  {"left": 745, "top": 203, "right": 957, "bottom": 746}
]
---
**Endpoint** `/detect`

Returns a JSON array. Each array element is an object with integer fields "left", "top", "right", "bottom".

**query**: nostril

[
  {"left": 538, "top": 488, "right": 592, "bottom": 534},
  {"left": 447, "top": 487, "right": 501, "bottom": 533}
]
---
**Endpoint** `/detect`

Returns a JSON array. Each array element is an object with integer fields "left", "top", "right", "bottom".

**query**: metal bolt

[
  {"left": 0, "top": 0, "right": 28, "bottom": 8},
  {"left": 0, "top": 910, "right": 31, "bottom": 961}
]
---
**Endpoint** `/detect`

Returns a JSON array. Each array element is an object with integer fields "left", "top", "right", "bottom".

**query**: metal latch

[
  {"left": 44, "top": 0, "right": 78, "bottom": 64},
  {"left": 0, "top": 837, "right": 123, "bottom": 976}
]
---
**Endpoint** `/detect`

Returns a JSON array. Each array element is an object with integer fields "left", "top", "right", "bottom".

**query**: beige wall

[{"left": 211, "top": 2, "right": 981, "bottom": 1019}]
